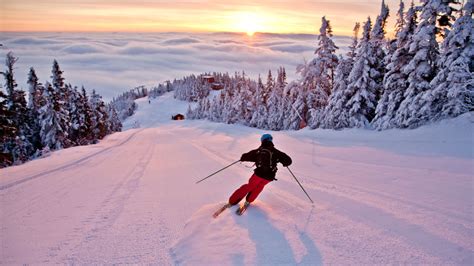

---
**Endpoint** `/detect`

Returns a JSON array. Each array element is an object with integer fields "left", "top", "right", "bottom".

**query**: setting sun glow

[
  {"left": 1, "top": 0, "right": 406, "bottom": 36},
  {"left": 233, "top": 12, "right": 264, "bottom": 36}
]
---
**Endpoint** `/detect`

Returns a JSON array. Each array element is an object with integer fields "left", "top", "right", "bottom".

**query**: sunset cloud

[{"left": 2, "top": 0, "right": 413, "bottom": 36}]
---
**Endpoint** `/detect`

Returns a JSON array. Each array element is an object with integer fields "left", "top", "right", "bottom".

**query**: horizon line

[{"left": 0, "top": 30, "right": 354, "bottom": 37}]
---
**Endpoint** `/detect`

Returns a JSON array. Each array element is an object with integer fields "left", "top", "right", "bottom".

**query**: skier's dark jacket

[{"left": 240, "top": 140, "right": 292, "bottom": 181}]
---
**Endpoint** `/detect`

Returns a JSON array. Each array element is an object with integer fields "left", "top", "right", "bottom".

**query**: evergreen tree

[
  {"left": 394, "top": 0, "right": 458, "bottom": 128},
  {"left": 242, "top": 76, "right": 257, "bottom": 125},
  {"left": 27, "top": 67, "right": 46, "bottom": 152},
  {"left": 0, "top": 91, "right": 16, "bottom": 167},
  {"left": 267, "top": 67, "right": 287, "bottom": 130},
  {"left": 67, "top": 85, "right": 82, "bottom": 145},
  {"left": 347, "top": 22, "right": 361, "bottom": 62},
  {"left": 342, "top": 17, "right": 379, "bottom": 128},
  {"left": 394, "top": 0, "right": 406, "bottom": 36},
  {"left": 321, "top": 22, "right": 361, "bottom": 129},
  {"left": 2, "top": 52, "right": 34, "bottom": 163},
  {"left": 3, "top": 52, "right": 17, "bottom": 104},
  {"left": 250, "top": 75, "right": 268, "bottom": 128},
  {"left": 423, "top": 1, "right": 473, "bottom": 120},
  {"left": 107, "top": 104, "right": 123, "bottom": 134},
  {"left": 49, "top": 60, "right": 71, "bottom": 145},
  {"left": 76, "top": 87, "right": 94, "bottom": 145},
  {"left": 286, "top": 82, "right": 307, "bottom": 130},
  {"left": 90, "top": 89, "right": 109, "bottom": 140},
  {"left": 372, "top": 1, "right": 418, "bottom": 129},
  {"left": 300, "top": 16, "right": 339, "bottom": 128},
  {"left": 266, "top": 69, "right": 283, "bottom": 130},
  {"left": 370, "top": 0, "right": 390, "bottom": 103},
  {"left": 39, "top": 82, "right": 70, "bottom": 150}
]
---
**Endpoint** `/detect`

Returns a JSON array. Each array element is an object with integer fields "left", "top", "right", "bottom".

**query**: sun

[{"left": 233, "top": 12, "right": 263, "bottom": 36}]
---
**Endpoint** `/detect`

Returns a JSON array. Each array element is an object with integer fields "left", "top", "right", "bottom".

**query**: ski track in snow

[
  {"left": 0, "top": 128, "right": 145, "bottom": 191},
  {"left": 1, "top": 94, "right": 473, "bottom": 265}
]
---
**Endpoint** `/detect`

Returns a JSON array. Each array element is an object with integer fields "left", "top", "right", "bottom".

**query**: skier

[{"left": 228, "top": 133, "right": 292, "bottom": 215}]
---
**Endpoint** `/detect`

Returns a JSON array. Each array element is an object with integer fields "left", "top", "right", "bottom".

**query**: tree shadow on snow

[{"left": 234, "top": 206, "right": 322, "bottom": 265}]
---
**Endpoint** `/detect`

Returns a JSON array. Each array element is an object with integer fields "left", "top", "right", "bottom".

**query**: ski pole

[
  {"left": 195, "top": 160, "right": 240, "bottom": 184},
  {"left": 286, "top": 166, "right": 314, "bottom": 204}
]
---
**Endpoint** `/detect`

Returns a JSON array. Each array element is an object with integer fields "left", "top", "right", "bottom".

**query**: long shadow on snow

[{"left": 234, "top": 206, "right": 322, "bottom": 265}]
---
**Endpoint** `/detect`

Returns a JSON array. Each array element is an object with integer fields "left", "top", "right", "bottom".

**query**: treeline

[
  {"left": 0, "top": 53, "right": 122, "bottom": 167},
  {"left": 109, "top": 82, "right": 173, "bottom": 121},
  {"left": 182, "top": 0, "right": 473, "bottom": 130},
  {"left": 109, "top": 86, "right": 145, "bottom": 121}
]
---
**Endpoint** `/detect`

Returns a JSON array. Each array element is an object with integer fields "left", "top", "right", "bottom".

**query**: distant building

[
  {"left": 211, "top": 82, "right": 224, "bottom": 90},
  {"left": 202, "top": 75, "right": 215, "bottom": 83},
  {"left": 202, "top": 75, "right": 223, "bottom": 90},
  {"left": 172, "top": 114, "right": 185, "bottom": 120}
]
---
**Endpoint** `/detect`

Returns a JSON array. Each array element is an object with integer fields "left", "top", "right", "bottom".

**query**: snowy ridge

[{"left": 1, "top": 93, "right": 472, "bottom": 264}]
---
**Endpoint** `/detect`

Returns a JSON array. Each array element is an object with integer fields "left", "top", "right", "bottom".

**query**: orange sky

[{"left": 1, "top": 0, "right": 412, "bottom": 36}]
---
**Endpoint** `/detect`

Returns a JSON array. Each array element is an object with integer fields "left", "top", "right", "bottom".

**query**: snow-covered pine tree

[
  {"left": 39, "top": 82, "right": 70, "bottom": 150},
  {"left": 423, "top": 0, "right": 473, "bottom": 120},
  {"left": 197, "top": 97, "right": 211, "bottom": 120},
  {"left": 185, "top": 104, "right": 194, "bottom": 120},
  {"left": 283, "top": 81, "right": 307, "bottom": 130},
  {"left": 89, "top": 89, "right": 109, "bottom": 141},
  {"left": 74, "top": 87, "right": 94, "bottom": 145},
  {"left": 347, "top": 22, "right": 361, "bottom": 62},
  {"left": 300, "top": 16, "right": 339, "bottom": 129},
  {"left": 395, "top": 0, "right": 458, "bottom": 128},
  {"left": 3, "top": 52, "right": 17, "bottom": 104},
  {"left": 280, "top": 81, "right": 296, "bottom": 130},
  {"left": 225, "top": 76, "right": 242, "bottom": 124},
  {"left": 370, "top": 0, "right": 390, "bottom": 103},
  {"left": 342, "top": 17, "right": 379, "bottom": 128},
  {"left": 107, "top": 104, "right": 123, "bottom": 134},
  {"left": 321, "top": 22, "right": 361, "bottom": 129},
  {"left": 372, "top": 1, "right": 418, "bottom": 130},
  {"left": 267, "top": 67, "right": 287, "bottom": 130},
  {"left": 266, "top": 69, "right": 283, "bottom": 130},
  {"left": 209, "top": 93, "right": 224, "bottom": 122},
  {"left": 28, "top": 67, "right": 45, "bottom": 111},
  {"left": 221, "top": 84, "right": 235, "bottom": 124},
  {"left": 2, "top": 52, "right": 34, "bottom": 163},
  {"left": 49, "top": 60, "right": 71, "bottom": 145},
  {"left": 51, "top": 60, "right": 72, "bottom": 113},
  {"left": 27, "top": 67, "right": 46, "bottom": 152},
  {"left": 242, "top": 76, "right": 257, "bottom": 125},
  {"left": 250, "top": 75, "right": 269, "bottom": 129},
  {"left": 67, "top": 85, "right": 83, "bottom": 145},
  {"left": 0, "top": 90, "right": 16, "bottom": 167},
  {"left": 395, "top": 0, "right": 406, "bottom": 37}
]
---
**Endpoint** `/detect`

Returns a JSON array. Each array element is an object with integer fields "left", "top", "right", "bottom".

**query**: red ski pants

[{"left": 229, "top": 174, "right": 271, "bottom": 205}]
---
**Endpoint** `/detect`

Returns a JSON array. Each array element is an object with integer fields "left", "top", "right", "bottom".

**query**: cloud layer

[{"left": 0, "top": 32, "right": 351, "bottom": 101}]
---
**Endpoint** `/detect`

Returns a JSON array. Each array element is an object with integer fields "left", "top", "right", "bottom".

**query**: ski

[
  {"left": 213, "top": 203, "right": 231, "bottom": 218},
  {"left": 236, "top": 201, "right": 250, "bottom": 216}
]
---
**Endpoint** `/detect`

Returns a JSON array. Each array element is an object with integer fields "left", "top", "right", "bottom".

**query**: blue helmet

[{"left": 261, "top": 133, "right": 273, "bottom": 142}]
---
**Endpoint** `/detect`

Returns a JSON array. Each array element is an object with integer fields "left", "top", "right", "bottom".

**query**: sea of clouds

[{"left": 0, "top": 32, "right": 351, "bottom": 101}]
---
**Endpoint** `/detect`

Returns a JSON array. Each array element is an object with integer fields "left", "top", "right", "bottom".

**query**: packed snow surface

[{"left": 1, "top": 93, "right": 473, "bottom": 265}]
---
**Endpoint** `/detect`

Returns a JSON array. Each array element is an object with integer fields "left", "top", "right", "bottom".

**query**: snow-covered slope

[{"left": 1, "top": 92, "right": 473, "bottom": 265}]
